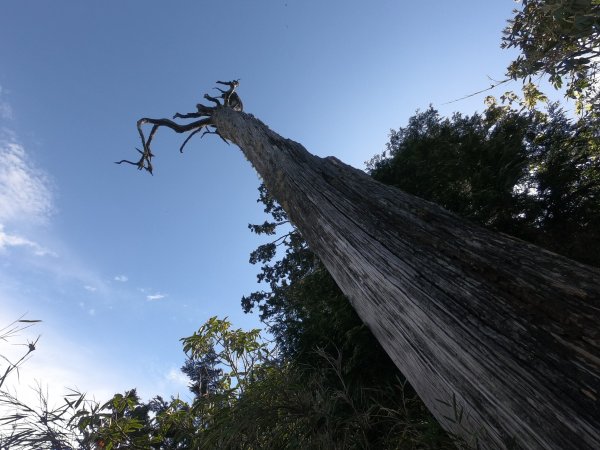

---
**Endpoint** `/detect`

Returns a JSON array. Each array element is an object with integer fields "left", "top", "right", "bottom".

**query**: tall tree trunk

[{"left": 133, "top": 103, "right": 600, "bottom": 449}]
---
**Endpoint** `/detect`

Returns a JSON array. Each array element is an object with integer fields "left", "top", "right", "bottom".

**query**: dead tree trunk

[{"left": 124, "top": 85, "right": 600, "bottom": 449}]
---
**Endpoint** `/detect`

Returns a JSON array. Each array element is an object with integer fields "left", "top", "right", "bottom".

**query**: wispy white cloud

[
  {"left": 0, "top": 122, "right": 56, "bottom": 259},
  {"left": 147, "top": 293, "right": 166, "bottom": 301},
  {"left": 83, "top": 285, "right": 97, "bottom": 292},
  {"left": 0, "top": 139, "right": 54, "bottom": 226},
  {"left": 0, "top": 224, "right": 56, "bottom": 256},
  {"left": 114, "top": 275, "right": 128, "bottom": 282}
]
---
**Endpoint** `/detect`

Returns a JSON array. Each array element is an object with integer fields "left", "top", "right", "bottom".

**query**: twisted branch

[{"left": 116, "top": 80, "right": 242, "bottom": 174}]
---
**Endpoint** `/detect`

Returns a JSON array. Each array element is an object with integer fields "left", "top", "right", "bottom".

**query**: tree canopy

[
  {"left": 502, "top": 0, "right": 600, "bottom": 113},
  {"left": 368, "top": 100, "right": 600, "bottom": 267}
]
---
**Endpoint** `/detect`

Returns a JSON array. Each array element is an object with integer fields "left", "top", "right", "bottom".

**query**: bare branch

[
  {"left": 118, "top": 80, "right": 244, "bottom": 174},
  {"left": 200, "top": 128, "right": 230, "bottom": 146},
  {"left": 115, "top": 148, "right": 153, "bottom": 174},
  {"left": 179, "top": 128, "right": 204, "bottom": 153},
  {"left": 173, "top": 111, "right": 205, "bottom": 120},
  {"left": 204, "top": 93, "right": 222, "bottom": 107}
]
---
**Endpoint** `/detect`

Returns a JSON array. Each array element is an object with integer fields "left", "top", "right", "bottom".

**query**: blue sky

[{"left": 0, "top": 1, "right": 520, "bottom": 403}]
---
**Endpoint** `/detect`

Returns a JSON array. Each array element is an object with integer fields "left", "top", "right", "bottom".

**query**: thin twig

[{"left": 442, "top": 78, "right": 511, "bottom": 105}]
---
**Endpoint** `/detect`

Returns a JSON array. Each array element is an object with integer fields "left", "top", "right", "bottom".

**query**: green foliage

[
  {"left": 77, "top": 390, "right": 152, "bottom": 449},
  {"left": 65, "top": 312, "right": 453, "bottom": 449},
  {"left": 71, "top": 317, "right": 276, "bottom": 449},
  {"left": 368, "top": 105, "right": 532, "bottom": 234},
  {"left": 74, "top": 389, "right": 198, "bottom": 449},
  {"left": 368, "top": 102, "right": 600, "bottom": 267},
  {"left": 181, "top": 316, "right": 273, "bottom": 398},
  {"left": 502, "top": 0, "right": 600, "bottom": 113},
  {"left": 196, "top": 350, "right": 454, "bottom": 450}
]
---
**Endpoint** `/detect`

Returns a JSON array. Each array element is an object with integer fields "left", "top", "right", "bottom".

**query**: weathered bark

[{"left": 134, "top": 103, "right": 600, "bottom": 449}]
